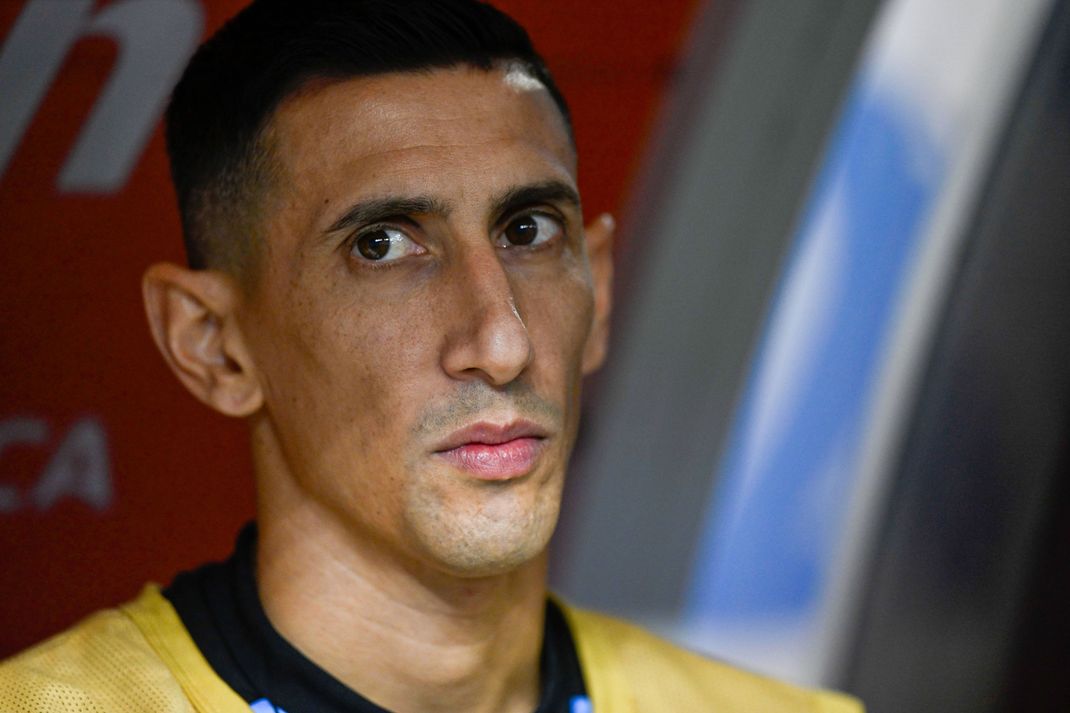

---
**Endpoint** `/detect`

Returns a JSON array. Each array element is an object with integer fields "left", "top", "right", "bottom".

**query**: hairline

[{"left": 213, "top": 60, "right": 576, "bottom": 290}]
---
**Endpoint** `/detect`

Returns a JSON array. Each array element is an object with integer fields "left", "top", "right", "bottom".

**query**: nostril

[
  {"left": 478, "top": 302, "right": 532, "bottom": 382},
  {"left": 438, "top": 250, "right": 534, "bottom": 385},
  {"left": 441, "top": 292, "right": 532, "bottom": 386}
]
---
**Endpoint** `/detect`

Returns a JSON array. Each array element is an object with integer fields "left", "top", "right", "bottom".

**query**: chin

[{"left": 406, "top": 490, "right": 561, "bottom": 578}]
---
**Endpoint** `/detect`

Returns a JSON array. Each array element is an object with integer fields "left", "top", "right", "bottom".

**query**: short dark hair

[{"left": 165, "top": 0, "right": 572, "bottom": 277}]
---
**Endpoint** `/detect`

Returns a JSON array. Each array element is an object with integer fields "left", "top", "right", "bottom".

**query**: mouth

[{"left": 433, "top": 420, "right": 549, "bottom": 481}]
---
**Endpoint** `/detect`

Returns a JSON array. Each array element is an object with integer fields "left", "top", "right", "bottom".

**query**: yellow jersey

[{"left": 0, "top": 586, "right": 862, "bottom": 713}]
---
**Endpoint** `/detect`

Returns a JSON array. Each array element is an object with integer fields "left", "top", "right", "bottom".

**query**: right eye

[{"left": 350, "top": 227, "right": 424, "bottom": 263}]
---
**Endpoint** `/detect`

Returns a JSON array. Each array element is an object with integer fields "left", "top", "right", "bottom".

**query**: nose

[{"left": 440, "top": 246, "right": 533, "bottom": 386}]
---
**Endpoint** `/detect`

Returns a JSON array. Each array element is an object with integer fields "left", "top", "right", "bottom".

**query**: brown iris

[
  {"left": 356, "top": 230, "right": 393, "bottom": 260},
  {"left": 503, "top": 215, "right": 539, "bottom": 246}
]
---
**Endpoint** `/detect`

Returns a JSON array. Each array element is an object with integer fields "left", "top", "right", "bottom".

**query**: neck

[{"left": 255, "top": 490, "right": 548, "bottom": 713}]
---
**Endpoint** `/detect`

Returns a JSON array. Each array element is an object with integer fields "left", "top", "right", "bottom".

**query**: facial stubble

[{"left": 402, "top": 382, "right": 569, "bottom": 577}]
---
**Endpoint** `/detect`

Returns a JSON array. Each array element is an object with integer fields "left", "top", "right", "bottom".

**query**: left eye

[
  {"left": 499, "top": 213, "right": 562, "bottom": 248},
  {"left": 350, "top": 227, "right": 423, "bottom": 263}
]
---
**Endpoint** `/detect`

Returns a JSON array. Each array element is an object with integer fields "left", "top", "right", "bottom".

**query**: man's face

[{"left": 237, "top": 66, "right": 608, "bottom": 577}]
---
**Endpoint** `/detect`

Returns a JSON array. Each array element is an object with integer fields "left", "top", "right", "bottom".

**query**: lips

[{"left": 433, "top": 421, "right": 548, "bottom": 480}]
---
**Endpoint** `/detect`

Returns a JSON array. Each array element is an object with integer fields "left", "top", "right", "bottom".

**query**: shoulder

[
  {"left": 0, "top": 587, "right": 195, "bottom": 712},
  {"left": 0, "top": 585, "right": 246, "bottom": 713},
  {"left": 560, "top": 603, "right": 863, "bottom": 713}
]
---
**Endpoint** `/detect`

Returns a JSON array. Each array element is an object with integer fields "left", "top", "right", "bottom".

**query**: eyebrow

[
  {"left": 324, "top": 179, "right": 581, "bottom": 235},
  {"left": 326, "top": 195, "right": 451, "bottom": 234},
  {"left": 489, "top": 180, "right": 581, "bottom": 221}
]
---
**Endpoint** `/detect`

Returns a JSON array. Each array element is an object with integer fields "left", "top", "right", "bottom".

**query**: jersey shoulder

[
  {"left": 560, "top": 603, "right": 863, "bottom": 713},
  {"left": 0, "top": 596, "right": 194, "bottom": 712},
  {"left": 0, "top": 586, "right": 246, "bottom": 713}
]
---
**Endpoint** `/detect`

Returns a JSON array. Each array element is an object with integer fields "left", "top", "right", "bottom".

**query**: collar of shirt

[{"left": 164, "top": 523, "right": 588, "bottom": 713}]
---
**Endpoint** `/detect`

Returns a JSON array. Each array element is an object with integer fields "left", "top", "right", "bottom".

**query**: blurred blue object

[{"left": 686, "top": 82, "right": 943, "bottom": 619}]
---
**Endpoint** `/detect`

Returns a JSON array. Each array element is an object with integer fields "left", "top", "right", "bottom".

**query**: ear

[
  {"left": 142, "top": 263, "right": 263, "bottom": 417},
  {"left": 582, "top": 213, "right": 615, "bottom": 374}
]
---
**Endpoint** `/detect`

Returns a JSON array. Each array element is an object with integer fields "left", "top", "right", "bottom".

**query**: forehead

[{"left": 265, "top": 67, "right": 576, "bottom": 220}]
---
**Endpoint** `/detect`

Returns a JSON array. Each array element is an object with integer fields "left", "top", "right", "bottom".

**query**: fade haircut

[{"left": 165, "top": 0, "right": 572, "bottom": 279}]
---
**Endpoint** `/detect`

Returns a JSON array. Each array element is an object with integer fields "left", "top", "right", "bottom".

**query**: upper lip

[{"left": 433, "top": 419, "right": 548, "bottom": 452}]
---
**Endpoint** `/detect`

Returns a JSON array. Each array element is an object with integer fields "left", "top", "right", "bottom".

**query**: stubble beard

[
  {"left": 401, "top": 382, "right": 571, "bottom": 577},
  {"left": 402, "top": 469, "right": 565, "bottom": 578}
]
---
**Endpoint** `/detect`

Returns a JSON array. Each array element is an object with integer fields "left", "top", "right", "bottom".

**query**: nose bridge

[
  {"left": 458, "top": 240, "right": 512, "bottom": 309},
  {"left": 442, "top": 240, "right": 533, "bottom": 385}
]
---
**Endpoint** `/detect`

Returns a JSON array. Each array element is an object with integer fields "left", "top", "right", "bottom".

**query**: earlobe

[
  {"left": 581, "top": 213, "right": 615, "bottom": 374},
  {"left": 142, "top": 263, "right": 263, "bottom": 417}
]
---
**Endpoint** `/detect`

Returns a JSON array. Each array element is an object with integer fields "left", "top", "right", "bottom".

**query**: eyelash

[
  {"left": 498, "top": 209, "right": 567, "bottom": 250},
  {"left": 343, "top": 222, "right": 421, "bottom": 269},
  {"left": 343, "top": 208, "right": 568, "bottom": 267}
]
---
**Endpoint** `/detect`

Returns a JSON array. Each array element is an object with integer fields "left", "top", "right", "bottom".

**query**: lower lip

[{"left": 436, "top": 437, "right": 545, "bottom": 480}]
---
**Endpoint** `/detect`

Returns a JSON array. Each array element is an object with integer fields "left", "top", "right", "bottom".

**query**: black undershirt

[{"left": 164, "top": 524, "right": 588, "bottom": 713}]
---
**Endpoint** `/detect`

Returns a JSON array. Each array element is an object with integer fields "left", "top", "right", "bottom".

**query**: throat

[{"left": 253, "top": 517, "right": 560, "bottom": 713}]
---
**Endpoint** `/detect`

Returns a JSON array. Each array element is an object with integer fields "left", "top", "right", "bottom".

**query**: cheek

[
  {"left": 519, "top": 265, "right": 595, "bottom": 385},
  {"left": 532, "top": 262, "right": 594, "bottom": 351},
  {"left": 251, "top": 284, "right": 434, "bottom": 482}
]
